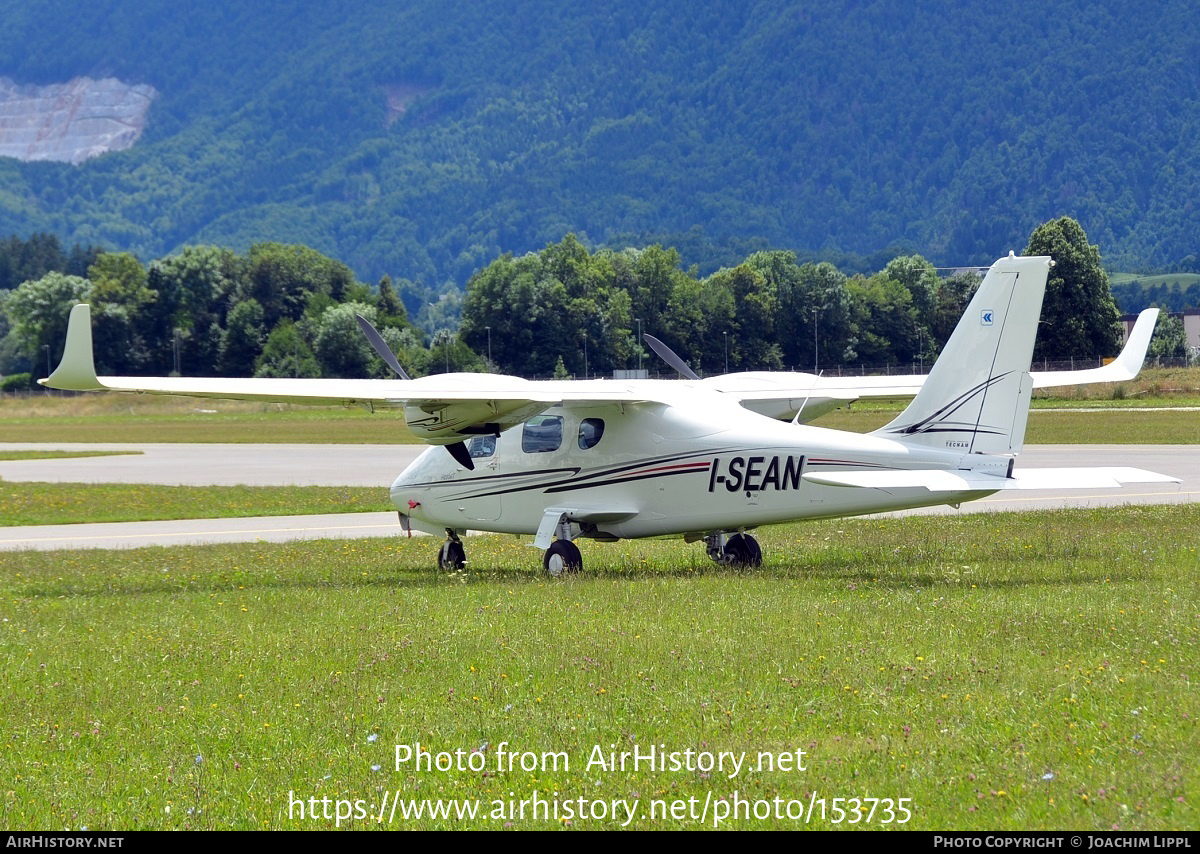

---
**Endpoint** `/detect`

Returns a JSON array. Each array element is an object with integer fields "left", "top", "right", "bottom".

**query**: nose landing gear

[
  {"left": 705, "top": 531, "right": 762, "bottom": 568},
  {"left": 438, "top": 529, "right": 466, "bottom": 570}
]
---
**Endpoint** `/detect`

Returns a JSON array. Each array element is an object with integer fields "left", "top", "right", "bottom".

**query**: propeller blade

[
  {"left": 445, "top": 440, "right": 475, "bottom": 471},
  {"left": 643, "top": 333, "right": 700, "bottom": 380},
  {"left": 355, "top": 314, "right": 411, "bottom": 380}
]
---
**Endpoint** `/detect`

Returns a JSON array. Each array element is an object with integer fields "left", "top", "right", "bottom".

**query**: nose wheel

[
  {"left": 438, "top": 529, "right": 466, "bottom": 570},
  {"left": 706, "top": 532, "right": 762, "bottom": 568},
  {"left": 544, "top": 540, "right": 582, "bottom": 576}
]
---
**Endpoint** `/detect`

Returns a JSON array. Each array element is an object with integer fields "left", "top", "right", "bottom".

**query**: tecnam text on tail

[{"left": 44, "top": 253, "right": 1174, "bottom": 574}]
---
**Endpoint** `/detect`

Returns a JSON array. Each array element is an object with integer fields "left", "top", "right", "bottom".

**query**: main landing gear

[
  {"left": 435, "top": 526, "right": 584, "bottom": 576},
  {"left": 438, "top": 529, "right": 466, "bottom": 570},
  {"left": 543, "top": 539, "right": 583, "bottom": 576},
  {"left": 543, "top": 514, "right": 583, "bottom": 576},
  {"left": 705, "top": 531, "right": 763, "bottom": 568}
]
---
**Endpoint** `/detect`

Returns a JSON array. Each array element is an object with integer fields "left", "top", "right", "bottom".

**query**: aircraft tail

[{"left": 872, "top": 253, "right": 1051, "bottom": 455}]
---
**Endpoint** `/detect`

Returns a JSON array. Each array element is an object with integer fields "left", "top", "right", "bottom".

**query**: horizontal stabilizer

[{"left": 803, "top": 467, "right": 1179, "bottom": 492}]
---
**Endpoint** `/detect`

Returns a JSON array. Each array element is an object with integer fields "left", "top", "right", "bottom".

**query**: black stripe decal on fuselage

[{"left": 402, "top": 448, "right": 901, "bottom": 502}]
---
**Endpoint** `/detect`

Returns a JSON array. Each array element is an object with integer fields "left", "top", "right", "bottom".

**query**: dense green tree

[
  {"left": 3, "top": 272, "right": 91, "bottom": 375},
  {"left": 1024, "top": 218, "right": 1122, "bottom": 361},
  {"left": 87, "top": 252, "right": 156, "bottom": 373},
  {"left": 883, "top": 255, "right": 939, "bottom": 320},
  {"left": 1147, "top": 311, "right": 1188, "bottom": 359},
  {"left": 218, "top": 298, "right": 266, "bottom": 376},
  {"left": 375, "top": 274, "right": 407, "bottom": 326},
  {"left": 704, "top": 264, "right": 782, "bottom": 371},
  {"left": 313, "top": 302, "right": 377, "bottom": 378},
  {"left": 662, "top": 272, "right": 733, "bottom": 374},
  {"left": 255, "top": 320, "right": 320, "bottom": 378},
  {"left": 147, "top": 246, "right": 241, "bottom": 376},
  {"left": 844, "top": 273, "right": 920, "bottom": 367},
  {"left": 241, "top": 243, "right": 360, "bottom": 331}
]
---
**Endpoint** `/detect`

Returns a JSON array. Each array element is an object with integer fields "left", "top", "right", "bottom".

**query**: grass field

[
  {"left": 1, "top": 372, "right": 1196, "bottom": 831},
  {"left": 0, "top": 483, "right": 390, "bottom": 526},
  {"left": 0, "top": 451, "right": 141, "bottom": 462},
  {"left": 1110, "top": 272, "right": 1200, "bottom": 288},
  {"left": 1, "top": 506, "right": 1197, "bottom": 830}
]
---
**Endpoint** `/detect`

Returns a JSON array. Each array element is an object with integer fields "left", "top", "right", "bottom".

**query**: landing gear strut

[
  {"left": 705, "top": 531, "right": 762, "bottom": 568},
  {"left": 543, "top": 515, "right": 583, "bottom": 576},
  {"left": 438, "top": 528, "right": 466, "bottom": 570}
]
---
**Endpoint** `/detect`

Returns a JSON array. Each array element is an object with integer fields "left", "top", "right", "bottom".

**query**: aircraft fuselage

[{"left": 390, "top": 395, "right": 992, "bottom": 542}]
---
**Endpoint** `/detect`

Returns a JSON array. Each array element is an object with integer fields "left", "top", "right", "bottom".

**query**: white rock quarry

[{"left": 0, "top": 76, "right": 158, "bottom": 165}]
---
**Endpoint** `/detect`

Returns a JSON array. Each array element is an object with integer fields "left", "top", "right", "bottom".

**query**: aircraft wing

[
  {"left": 1029, "top": 308, "right": 1158, "bottom": 387},
  {"left": 810, "top": 308, "right": 1158, "bottom": 400},
  {"left": 803, "top": 466, "right": 1179, "bottom": 491},
  {"left": 722, "top": 308, "right": 1159, "bottom": 422},
  {"left": 41, "top": 304, "right": 660, "bottom": 446}
]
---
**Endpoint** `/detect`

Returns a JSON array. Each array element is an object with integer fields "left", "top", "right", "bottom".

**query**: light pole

[
  {"left": 813, "top": 307, "right": 818, "bottom": 372},
  {"left": 43, "top": 344, "right": 50, "bottom": 393},
  {"left": 723, "top": 331, "right": 728, "bottom": 374},
  {"left": 485, "top": 326, "right": 492, "bottom": 372},
  {"left": 635, "top": 318, "right": 642, "bottom": 374}
]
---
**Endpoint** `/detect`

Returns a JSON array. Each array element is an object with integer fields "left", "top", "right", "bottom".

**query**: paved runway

[{"left": 0, "top": 443, "right": 1195, "bottom": 551}]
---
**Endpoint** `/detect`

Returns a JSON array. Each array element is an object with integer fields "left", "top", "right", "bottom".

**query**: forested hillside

[{"left": 0, "top": 0, "right": 1197, "bottom": 294}]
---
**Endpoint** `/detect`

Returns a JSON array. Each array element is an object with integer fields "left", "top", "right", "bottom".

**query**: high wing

[
  {"left": 43, "top": 304, "right": 666, "bottom": 448},
  {"left": 1028, "top": 307, "right": 1158, "bottom": 388},
  {"left": 820, "top": 307, "right": 1159, "bottom": 397},
  {"left": 43, "top": 301, "right": 1159, "bottom": 444},
  {"left": 648, "top": 308, "right": 1159, "bottom": 423}
]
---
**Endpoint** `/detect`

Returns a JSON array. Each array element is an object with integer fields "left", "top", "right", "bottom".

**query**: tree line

[{"left": 0, "top": 217, "right": 1127, "bottom": 386}]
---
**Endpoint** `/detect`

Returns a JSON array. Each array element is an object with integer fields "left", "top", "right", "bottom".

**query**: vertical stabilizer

[{"left": 872, "top": 254, "right": 1050, "bottom": 455}]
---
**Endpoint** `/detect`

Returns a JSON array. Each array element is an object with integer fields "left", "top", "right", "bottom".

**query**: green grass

[
  {"left": 0, "top": 451, "right": 142, "bottom": 461},
  {"left": 0, "top": 482, "right": 392, "bottom": 526},
  {"left": 1, "top": 505, "right": 1196, "bottom": 830}
]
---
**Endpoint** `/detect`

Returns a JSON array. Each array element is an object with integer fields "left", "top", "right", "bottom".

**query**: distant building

[
  {"left": 1120, "top": 309, "right": 1200, "bottom": 352},
  {"left": 1186, "top": 309, "right": 1200, "bottom": 352}
]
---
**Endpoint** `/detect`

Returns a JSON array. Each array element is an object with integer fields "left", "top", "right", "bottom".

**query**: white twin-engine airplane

[{"left": 45, "top": 253, "right": 1172, "bottom": 574}]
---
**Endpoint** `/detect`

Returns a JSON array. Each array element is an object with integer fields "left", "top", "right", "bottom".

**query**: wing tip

[{"left": 43, "top": 303, "right": 102, "bottom": 391}]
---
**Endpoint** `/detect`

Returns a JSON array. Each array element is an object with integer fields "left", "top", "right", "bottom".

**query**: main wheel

[
  {"left": 438, "top": 540, "right": 466, "bottom": 570},
  {"left": 723, "top": 533, "right": 762, "bottom": 567},
  {"left": 543, "top": 540, "right": 583, "bottom": 576}
]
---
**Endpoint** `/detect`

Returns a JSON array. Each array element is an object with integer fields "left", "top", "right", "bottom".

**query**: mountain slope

[{"left": 0, "top": 0, "right": 1196, "bottom": 283}]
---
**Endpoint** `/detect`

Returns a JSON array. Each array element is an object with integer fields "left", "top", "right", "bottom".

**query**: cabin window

[
  {"left": 467, "top": 435, "right": 496, "bottom": 459},
  {"left": 578, "top": 418, "right": 605, "bottom": 449},
  {"left": 522, "top": 415, "right": 563, "bottom": 453}
]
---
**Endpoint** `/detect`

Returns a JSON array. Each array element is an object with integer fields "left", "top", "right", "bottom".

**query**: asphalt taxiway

[{"left": 0, "top": 443, "right": 1195, "bottom": 551}]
